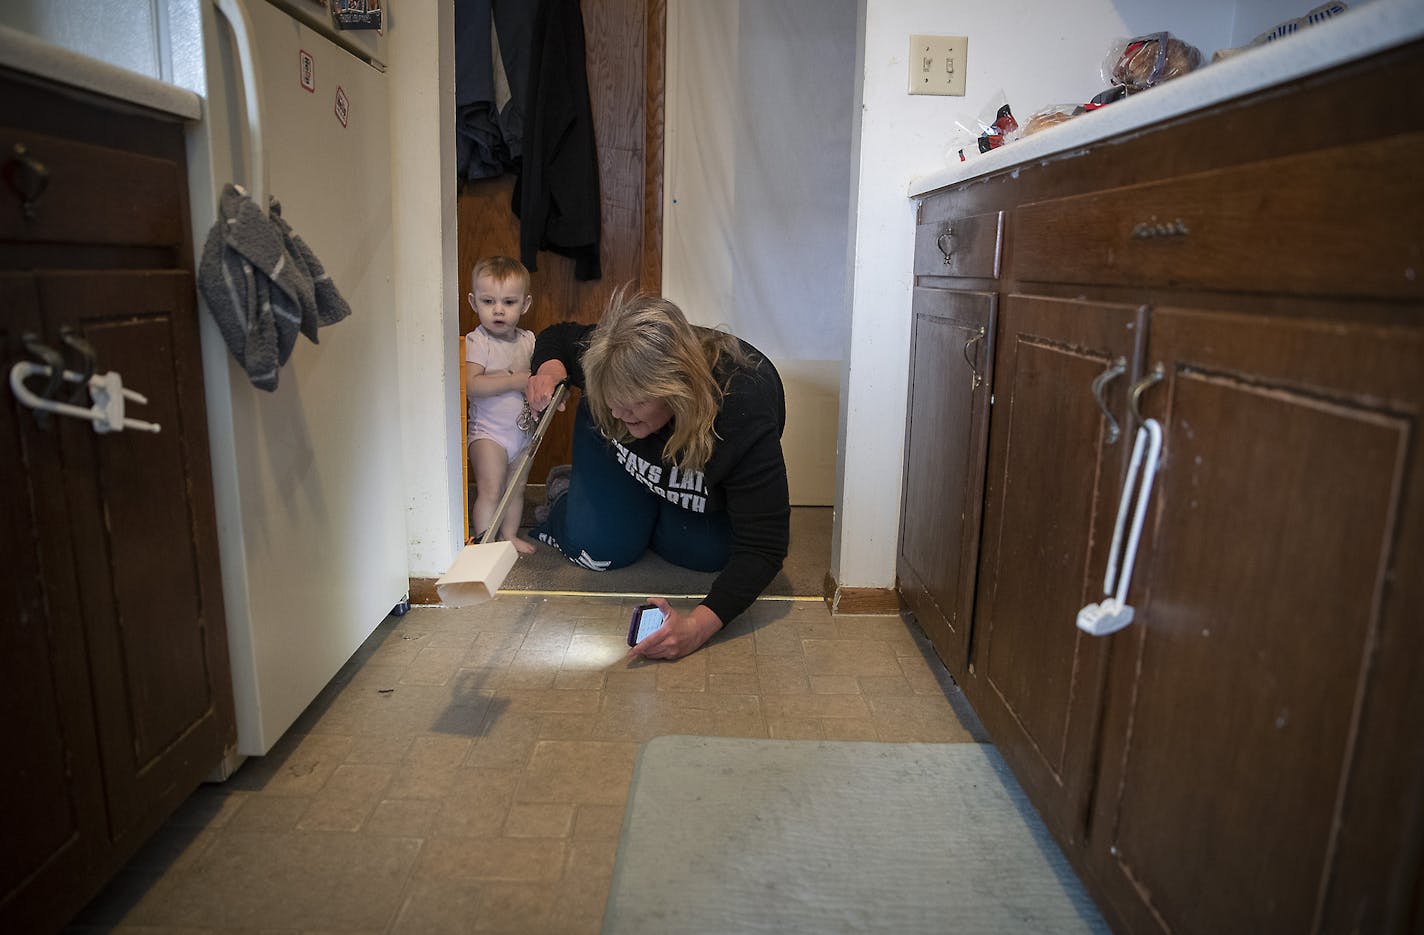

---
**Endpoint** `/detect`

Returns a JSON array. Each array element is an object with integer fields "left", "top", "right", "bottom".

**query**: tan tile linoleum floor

[{"left": 67, "top": 595, "right": 988, "bottom": 935}]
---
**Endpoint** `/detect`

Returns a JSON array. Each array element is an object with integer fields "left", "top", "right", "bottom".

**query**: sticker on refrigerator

[
  {"left": 299, "top": 49, "right": 316, "bottom": 92},
  {"left": 334, "top": 86, "right": 350, "bottom": 128}
]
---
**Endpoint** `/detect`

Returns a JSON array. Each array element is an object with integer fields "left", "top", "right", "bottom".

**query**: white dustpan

[{"left": 436, "top": 382, "right": 569, "bottom": 607}]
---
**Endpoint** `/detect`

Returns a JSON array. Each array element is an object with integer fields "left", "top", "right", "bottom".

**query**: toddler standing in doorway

[{"left": 465, "top": 256, "right": 537, "bottom": 554}]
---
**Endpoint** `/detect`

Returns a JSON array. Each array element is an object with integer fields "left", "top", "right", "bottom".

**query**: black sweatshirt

[{"left": 533, "top": 322, "right": 790, "bottom": 624}]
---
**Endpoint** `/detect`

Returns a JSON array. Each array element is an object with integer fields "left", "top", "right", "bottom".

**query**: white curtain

[
  {"left": 663, "top": 0, "right": 857, "bottom": 504},
  {"left": 663, "top": 0, "right": 856, "bottom": 361}
]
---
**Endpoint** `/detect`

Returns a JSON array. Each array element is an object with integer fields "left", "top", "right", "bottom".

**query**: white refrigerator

[{"left": 188, "top": 0, "right": 408, "bottom": 759}]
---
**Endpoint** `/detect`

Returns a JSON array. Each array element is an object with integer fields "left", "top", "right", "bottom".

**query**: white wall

[
  {"left": 835, "top": 0, "right": 1238, "bottom": 589},
  {"left": 389, "top": 1, "right": 464, "bottom": 577}
]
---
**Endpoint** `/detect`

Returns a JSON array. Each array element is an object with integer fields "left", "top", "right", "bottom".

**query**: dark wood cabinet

[
  {"left": 1091, "top": 308, "right": 1424, "bottom": 934},
  {"left": 2, "top": 72, "right": 234, "bottom": 934},
  {"left": 970, "top": 294, "right": 1142, "bottom": 847},
  {"left": 897, "top": 287, "right": 994, "bottom": 679},
  {"left": 0, "top": 275, "right": 112, "bottom": 929},
  {"left": 900, "top": 40, "right": 1424, "bottom": 935}
]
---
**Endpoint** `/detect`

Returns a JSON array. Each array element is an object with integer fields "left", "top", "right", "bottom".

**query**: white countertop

[
  {"left": 908, "top": 0, "right": 1424, "bottom": 198},
  {"left": 0, "top": 23, "right": 201, "bottom": 121}
]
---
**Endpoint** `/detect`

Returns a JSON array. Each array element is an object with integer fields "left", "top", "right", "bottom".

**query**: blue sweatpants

[{"left": 533, "top": 401, "right": 732, "bottom": 572}]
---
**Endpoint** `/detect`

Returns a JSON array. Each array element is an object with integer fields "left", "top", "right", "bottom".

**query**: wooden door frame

[
  {"left": 641, "top": 0, "right": 666, "bottom": 292},
  {"left": 420, "top": 0, "right": 666, "bottom": 601}
]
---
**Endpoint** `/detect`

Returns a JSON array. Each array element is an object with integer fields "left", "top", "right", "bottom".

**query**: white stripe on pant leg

[{"left": 574, "top": 550, "right": 612, "bottom": 571}]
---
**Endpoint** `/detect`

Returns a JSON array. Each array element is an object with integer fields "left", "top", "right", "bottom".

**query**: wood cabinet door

[
  {"left": 0, "top": 275, "right": 110, "bottom": 933},
  {"left": 34, "top": 270, "right": 234, "bottom": 851},
  {"left": 897, "top": 288, "right": 994, "bottom": 678},
  {"left": 1091, "top": 308, "right": 1424, "bottom": 935},
  {"left": 970, "top": 293, "right": 1143, "bottom": 847}
]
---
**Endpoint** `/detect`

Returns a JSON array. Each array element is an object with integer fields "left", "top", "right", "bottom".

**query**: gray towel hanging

[
  {"left": 197, "top": 183, "right": 351, "bottom": 392},
  {"left": 270, "top": 196, "right": 351, "bottom": 338}
]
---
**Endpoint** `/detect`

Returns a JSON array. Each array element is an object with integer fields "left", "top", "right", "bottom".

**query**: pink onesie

[{"left": 466, "top": 325, "right": 536, "bottom": 462}]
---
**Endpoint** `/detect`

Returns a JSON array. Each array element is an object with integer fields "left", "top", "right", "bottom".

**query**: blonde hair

[
  {"left": 470, "top": 255, "right": 530, "bottom": 296},
  {"left": 583, "top": 288, "right": 749, "bottom": 473}
]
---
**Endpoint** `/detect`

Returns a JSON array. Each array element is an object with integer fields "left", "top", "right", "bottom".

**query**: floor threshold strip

[{"left": 419, "top": 591, "right": 825, "bottom": 603}]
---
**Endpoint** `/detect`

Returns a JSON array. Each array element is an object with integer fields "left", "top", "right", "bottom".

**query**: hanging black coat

[
  {"left": 454, "top": 0, "right": 534, "bottom": 183},
  {"left": 513, "top": 0, "right": 603, "bottom": 281}
]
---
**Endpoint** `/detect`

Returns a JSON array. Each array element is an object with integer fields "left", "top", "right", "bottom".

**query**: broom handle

[{"left": 480, "top": 381, "right": 570, "bottom": 545}]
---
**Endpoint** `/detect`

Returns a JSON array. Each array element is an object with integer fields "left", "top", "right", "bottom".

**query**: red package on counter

[{"left": 978, "top": 103, "right": 1020, "bottom": 152}]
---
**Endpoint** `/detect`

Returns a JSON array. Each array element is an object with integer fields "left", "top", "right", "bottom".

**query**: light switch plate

[{"left": 909, "top": 35, "right": 967, "bottom": 96}]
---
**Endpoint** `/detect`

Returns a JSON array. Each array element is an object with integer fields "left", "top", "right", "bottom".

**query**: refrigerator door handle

[{"left": 212, "top": 0, "right": 267, "bottom": 214}]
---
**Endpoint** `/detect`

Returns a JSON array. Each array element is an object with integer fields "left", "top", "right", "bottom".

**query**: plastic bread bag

[
  {"left": 964, "top": 90, "right": 1021, "bottom": 153},
  {"left": 1213, "top": 2, "right": 1349, "bottom": 61},
  {"left": 945, "top": 127, "right": 980, "bottom": 164},
  {"left": 1022, "top": 104, "right": 1080, "bottom": 136},
  {"left": 1083, "top": 86, "right": 1128, "bottom": 111},
  {"left": 946, "top": 91, "right": 1020, "bottom": 163},
  {"left": 1104, "top": 32, "right": 1203, "bottom": 91},
  {"left": 978, "top": 98, "right": 1020, "bottom": 153}
]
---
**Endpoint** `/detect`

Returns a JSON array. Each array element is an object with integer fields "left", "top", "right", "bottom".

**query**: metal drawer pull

[
  {"left": 1129, "top": 362, "right": 1166, "bottom": 427},
  {"left": 937, "top": 227, "right": 954, "bottom": 264},
  {"left": 1131, "top": 219, "right": 1190, "bottom": 240},
  {"left": 962, "top": 326, "right": 986, "bottom": 390},
  {"left": 1090, "top": 356, "right": 1127, "bottom": 445},
  {"left": 4, "top": 143, "right": 50, "bottom": 221}
]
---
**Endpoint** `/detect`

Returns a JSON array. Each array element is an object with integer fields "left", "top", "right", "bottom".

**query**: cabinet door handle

[
  {"left": 59, "top": 326, "right": 98, "bottom": 405},
  {"left": 962, "top": 327, "right": 985, "bottom": 390},
  {"left": 4, "top": 143, "right": 50, "bottom": 221},
  {"left": 1090, "top": 356, "right": 1128, "bottom": 445},
  {"left": 19, "top": 333, "right": 66, "bottom": 428},
  {"left": 1129, "top": 362, "right": 1166, "bottom": 427},
  {"left": 937, "top": 227, "right": 954, "bottom": 264}
]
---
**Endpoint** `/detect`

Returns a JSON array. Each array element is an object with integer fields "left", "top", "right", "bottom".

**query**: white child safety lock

[
  {"left": 1077, "top": 417, "right": 1162, "bottom": 636},
  {"left": 9, "top": 361, "right": 162, "bottom": 434}
]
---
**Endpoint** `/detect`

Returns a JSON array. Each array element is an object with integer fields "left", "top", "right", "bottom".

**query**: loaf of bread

[
  {"left": 1023, "top": 109, "right": 1077, "bottom": 136},
  {"left": 1109, "top": 32, "right": 1203, "bottom": 91}
]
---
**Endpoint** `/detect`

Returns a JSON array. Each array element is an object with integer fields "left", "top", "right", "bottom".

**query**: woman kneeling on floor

[{"left": 524, "top": 289, "right": 790, "bottom": 661}]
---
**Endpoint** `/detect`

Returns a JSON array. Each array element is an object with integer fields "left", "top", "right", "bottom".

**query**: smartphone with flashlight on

[{"left": 627, "top": 603, "right": 667, "bottom": 646}]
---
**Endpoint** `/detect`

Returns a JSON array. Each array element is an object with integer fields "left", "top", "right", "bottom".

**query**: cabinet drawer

[
  {"left": 1013, "top": 132, "right": 1424, "bottom": 300},
  {"left": 0, "top": 127, "right": 184, "bottom": 249},
  {"left": 914, "top": 210, "right": 1002, "bottom": 279}
]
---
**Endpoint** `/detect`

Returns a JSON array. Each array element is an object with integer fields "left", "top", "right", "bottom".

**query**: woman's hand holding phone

[
  {"left": 627, "top": 602, "right": 667, "bottom": 645},
  {"left": 627, "top": 597, "right": 724, "bottom": 661}
]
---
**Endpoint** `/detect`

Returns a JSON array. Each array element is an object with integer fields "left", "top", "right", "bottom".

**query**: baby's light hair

[{"left": 471, "top": 255, "right": 530, "bottom": 297}]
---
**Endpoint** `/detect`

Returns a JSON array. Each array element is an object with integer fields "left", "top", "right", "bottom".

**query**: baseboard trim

[
  {"left": 413, "top": 573, "right": 849, "bottom": 608},
  {"left": 822, "top": 572, "right": 902, "bottom": 616}
]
